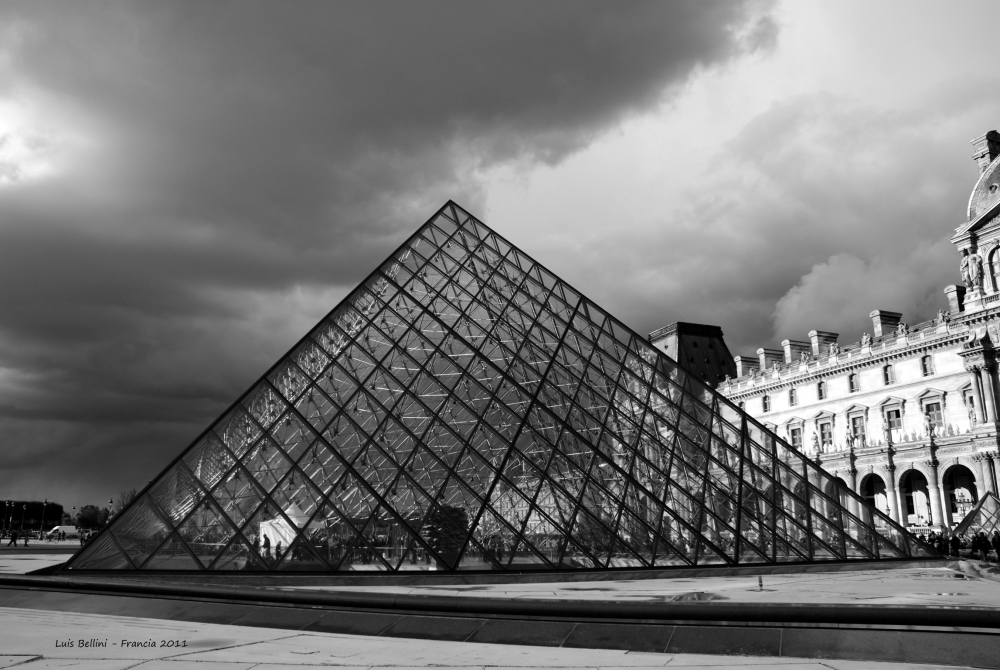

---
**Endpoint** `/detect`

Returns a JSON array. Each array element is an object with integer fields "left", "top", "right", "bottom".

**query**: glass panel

[
  {"left": 110, "top": 495, "right": 171, "bottom": 568},
  {"left": 147, "top": 462, "right": 205, "bottom": 527},
  {"left": 177, "top": 498, "right": 239, "bottom": 569},
  {"left": 67, "top": 533, "right": 132, "bottom": 570}
]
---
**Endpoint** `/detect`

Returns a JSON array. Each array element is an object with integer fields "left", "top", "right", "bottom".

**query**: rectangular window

[
  {"left": 883, "top": 365, "right": 895, "bottom": 385},
  {"left": 849, "top": 373, "right": 859, "bottom": 393},
  {"left": 921, "top": 355, "right": 934, "bottom": 376},
  {"left": 819, "top": 422, "right": 832, "bottom": 445},
  {"left": 851, "top": 415, "right": 865, "bottom": 439},
  {"left": 817, "top": 382, "right": 826, "bottom": 400},
  {"left": 925, "top": 401, "right": 943, "bottom": 427},
  {"left": 886, "top": 408, "right": 902, "bottom": 430},
  {"left": 789, "top": 388, "right": 797, "bottom": 406},
  {"left": 790, "top": 427, "right": 802, "bottom": 449}
]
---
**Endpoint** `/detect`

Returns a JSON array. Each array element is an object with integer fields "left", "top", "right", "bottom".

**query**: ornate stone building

[{"left": 658, "top": 131, "right": 1000, "bottom": 533}]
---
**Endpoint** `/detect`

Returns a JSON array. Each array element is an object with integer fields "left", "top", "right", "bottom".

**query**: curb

[{"left": 2, "top": 573, "right": 999, "bottom": 630}]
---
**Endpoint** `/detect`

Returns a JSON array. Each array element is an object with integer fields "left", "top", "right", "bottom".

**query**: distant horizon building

[{"left": 660, "top": 130, "right": 1000, "bottom": 533}]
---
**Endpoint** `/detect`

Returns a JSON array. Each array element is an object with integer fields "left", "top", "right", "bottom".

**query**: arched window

[
  {"left": 849, "top": 373, "right": 859, "bottom": 393},
  {"left": 817, "top": 381, "right": 827, "bottom": 400},
  {"left": 883, "top": 364, "right": 895, "bottom": 385},
  {"left": 762, "top": 395, "right": 771, "bottom": 413},
  {"left": 921, "top": 355, "right": 935, "bottom": 376},
  {"left": 789, "top": 388, "right": 797, "bottom": 406}
]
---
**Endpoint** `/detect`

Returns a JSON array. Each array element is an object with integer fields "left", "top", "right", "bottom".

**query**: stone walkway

[
  {"left": 0, "top": 607, "right": 982, "bottom": 670},
  {"left": 282, "top": 565, "right": 1000, "bottom": 609}
]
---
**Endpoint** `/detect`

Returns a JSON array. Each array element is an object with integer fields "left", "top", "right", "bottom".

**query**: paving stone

[
  {"left": 563, "top": 622, "right": 675, "bottom": 653},
  {"left": 381, "top": 614, "right": 487, "bottom": 641},
  {"left": 666, "top": 625, "right": 782, "bottom": 656},
  {"left": 303, "top": 609, "right": 402, "bottom": 636},
  {"left": 465, "top": 618, "right": 577, "bottom": 646}
]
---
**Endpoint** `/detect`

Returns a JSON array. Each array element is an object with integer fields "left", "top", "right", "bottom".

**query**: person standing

[{"left": 6, "top": 530, "right": 17, "bottom": 547}]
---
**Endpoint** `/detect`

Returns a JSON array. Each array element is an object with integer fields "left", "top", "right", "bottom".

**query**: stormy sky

[{"left": 0, "top": 1, "right": 995, "bottom": 509}]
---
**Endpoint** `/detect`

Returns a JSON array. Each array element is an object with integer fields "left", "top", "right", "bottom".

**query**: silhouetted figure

[
  {"left": 6, "top": 530, "right": 17, "bottom": 547},
  {"left": 950, "top": 534, "right": 960, "bottom": 557},
  {"left": 263, "top": 535, "right": 271, "bottom": 559}
]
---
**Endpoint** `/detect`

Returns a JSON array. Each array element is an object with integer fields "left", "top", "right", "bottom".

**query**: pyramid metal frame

[{"left": 65, "top": 202, "right": 938, "bottom": 573}]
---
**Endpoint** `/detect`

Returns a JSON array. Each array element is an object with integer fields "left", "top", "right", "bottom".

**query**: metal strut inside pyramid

[{"left": 67, "top": 202, "right": 937, "bottom": 573}]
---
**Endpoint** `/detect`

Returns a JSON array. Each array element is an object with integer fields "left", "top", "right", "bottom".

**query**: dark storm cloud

[{"left": 0, "top": 1, "right": 772, "bottom": 503}]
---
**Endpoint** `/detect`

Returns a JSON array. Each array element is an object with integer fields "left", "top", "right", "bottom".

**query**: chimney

[
  {"left": 869, "top": 310, "right": 903, "bottom": 337},
  {"left": 808, "top": 330, "right": 839, "bottom": 356},
  {"left": 972, "top": 130, "right": 1000, "bottom": 173},
  {"left": 944, "top": 285, "right": 966, "bottom": 313},
  {"left": 780, "top": 340, "right": 811, "bottom": 364},
  {"left": 734, "top": 356, "right": 759, "bottom": 378},
  {"left": 757, "top": 347, "right": 784, "bottom": 370}
]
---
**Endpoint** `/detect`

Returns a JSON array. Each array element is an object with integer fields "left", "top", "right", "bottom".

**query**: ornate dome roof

[{"left": 968, "top": 136, "right": 1000, "bottom": 221}]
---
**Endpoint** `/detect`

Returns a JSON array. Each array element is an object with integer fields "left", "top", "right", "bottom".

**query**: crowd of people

[{"left": 917, "top": 529, "right": 1000, "bottom": 561}]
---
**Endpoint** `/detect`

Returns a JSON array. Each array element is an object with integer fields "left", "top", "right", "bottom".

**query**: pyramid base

[{"left": 55, "top": 556, "right": 946, "bottom": 588}]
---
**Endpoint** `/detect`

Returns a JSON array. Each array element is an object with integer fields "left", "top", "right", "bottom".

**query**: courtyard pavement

[
  {"left": 1, "top": 550, "right": 999, "bottom": 669},
  {"left": 0, "top": 606, "right": 986, "bottom": 670},
  {"left": 281, "top": 565, "right": 1000, "bottom": 609}
]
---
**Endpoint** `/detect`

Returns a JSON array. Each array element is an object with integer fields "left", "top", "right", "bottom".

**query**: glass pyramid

[
  {"left": 952, "top": 492, "right": 1000, "bottom": 537},
  {"left": 66, "top": 202, "right": 937, "bottom": 573}
]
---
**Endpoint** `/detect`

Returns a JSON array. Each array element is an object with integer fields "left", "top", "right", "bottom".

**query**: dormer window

[
  {"left": 883, "top": 364, "right": 895, "bottom": 385},
  {"left": 921, "top": 355, "right": 935, "bottom": 376}
]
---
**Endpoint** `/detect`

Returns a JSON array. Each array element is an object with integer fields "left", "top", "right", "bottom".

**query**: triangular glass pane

[
  {"left": 142, "top": 533, "right": 202, "bottom": 570},
  {"left": 67, "top": 532, "right": 132, "bottom": 570},
  {"left": 109, "top": 495, "right": 171, "bottom": 568},
  {"left": 147, "top": 462, "right": 205, "bottom": 527},
  {"left": 177, "top": 498, "right": 239, "bottom": 569},
  {"left": 210, "top": 534, "right": 262, "bottom": 571}
]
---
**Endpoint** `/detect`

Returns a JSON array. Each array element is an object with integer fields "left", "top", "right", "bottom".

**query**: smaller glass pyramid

[
  {"left": 952, "top": 492, "right": 1000, "bottom": 537},
  {"left": 65, "top": 202, "right": 938, "bottom": 573}
]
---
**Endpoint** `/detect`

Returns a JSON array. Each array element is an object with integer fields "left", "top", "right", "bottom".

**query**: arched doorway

[
  {"left": 942, "top": 464, "right": 979, "bottom": 527},
  {"left": 833, "top": 477, "right": 851, "bottom": 508},
  {"left": 860, "top": 473, "right": 889, "bottom": 518},
  {"left": 899, "top": 470, "right": 931, "bottom": 527}
]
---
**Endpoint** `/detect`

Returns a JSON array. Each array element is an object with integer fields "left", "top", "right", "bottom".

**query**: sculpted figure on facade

[
  {"left": 962, "top": 248, "right": 984, "bottom": 289},
  {"left": 828, "top": 341, "right": 839, "bottom": 356},
  {"left": 861, "top": 332, "right": 872, "bottom": 346},
  {"left": 938, "top": 309, "right": 950, "bottom": 324},
  {"left": 924, "top": 410, "right": 935, "bottom": 438},
  {"left": 897, "top": 322, "right": 909, "bottom": 336},
  {"left": 811, "top": 432, "right": 820, "bottom": 453}
]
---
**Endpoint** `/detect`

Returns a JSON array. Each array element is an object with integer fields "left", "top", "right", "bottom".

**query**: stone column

[
  {"left": 939, "top": 476, "right": 953, "bottom": 528},
  {"left": 983, "top": 363, "right": 999, "bottom": 424},
  {"left": 988, "top": 453, "right": 1000, "bottom": 496},
  {"left": 974, "top": 454, "right": 991, "bottom": 501},
  {"left": 968, "top": 363, "right": 987, "bottom": 425},
  {"left": 924, "top": 461, "right": 944, "bottom": 531},
  {"left": 848, "top": 468, "right": 859, "bottom": 519},
  {"left": 881, "top": 464, "right": 901, "bottom": 524}
]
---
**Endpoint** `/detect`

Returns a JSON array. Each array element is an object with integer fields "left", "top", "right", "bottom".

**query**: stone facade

[{"left": 659, "top": 131, "right": 1000, "bottom": 533}]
